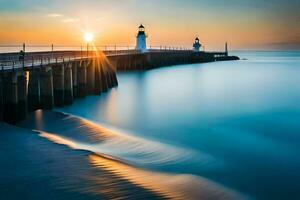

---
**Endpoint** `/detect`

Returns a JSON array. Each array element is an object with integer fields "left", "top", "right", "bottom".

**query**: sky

[{"left": 0, "top": 0, "right": 299, "bottom": 50}]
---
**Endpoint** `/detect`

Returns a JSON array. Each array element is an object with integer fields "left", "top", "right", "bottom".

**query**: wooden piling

[
  {"left": 27, "top": 69, "right": 40, "bottom": 111},
  {"left": 77, "top": 60, "right": 87, "bottom": 97},
  {"left": 112, "top": 69, "right": 118, "bottom": 87},
  {"left": 106, "top": 69, "right": 112, "bottom": 88},
  {"left": 94, "top": 58, "right": 102, "bottom": 95},
  {"left": 3, "top": 72, "right": 18, "bottom": 123},
  {"left": 100, "top": 59, "right": 108, "bottom": 92},
  {"left": 40, "top": 66, "right": 54, "bottom": 109},
  {"left": 17, "top": 70, "right": 27, "bottom": 121},
  {"left": 53, "top": 64, "right": 64, "bottom": 106},
  {"left": 0, "top": 74, "right": 3, "bottom": 121},
  {"left": 71, "top": 61, "right": 78, "bottom": 98},
  {"left": 86, "top": 59, "right": 95, "bottom": 95},
  {"left": 64, "top": 62, "right": 73, "bottom": 105}
]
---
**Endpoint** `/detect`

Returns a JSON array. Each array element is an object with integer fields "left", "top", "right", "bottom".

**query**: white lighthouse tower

[{"left": 136, "top": 24, "right": 147, "bottom": 52}]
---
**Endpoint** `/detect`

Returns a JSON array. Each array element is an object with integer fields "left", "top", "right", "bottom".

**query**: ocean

[{"left": 1, "top": 51, "right": 300, "bottom": 199}]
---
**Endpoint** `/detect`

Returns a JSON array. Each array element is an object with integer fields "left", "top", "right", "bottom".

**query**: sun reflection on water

[{"left": 39, "top": 130, "right": 241, "bottom": 200}]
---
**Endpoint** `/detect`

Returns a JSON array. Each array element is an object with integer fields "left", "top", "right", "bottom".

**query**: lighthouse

[
  {"left": 193, "top": 37, "right": 202, "bottom": 52},
  {"left": 136, "top": 24, "right": 147, "bottom": 52}
]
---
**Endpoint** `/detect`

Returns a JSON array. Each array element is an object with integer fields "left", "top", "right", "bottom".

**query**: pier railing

[
  {"left": 0, "top": 45, "right": 194, "bottom": 70},
  {"left": 0, "top": 44, "right": 192, "bottom": 54}
]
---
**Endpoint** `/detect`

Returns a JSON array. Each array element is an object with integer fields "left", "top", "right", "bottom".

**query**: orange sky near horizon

[{"left": 0, "top": 0, "right": 299, "bottom": 51}]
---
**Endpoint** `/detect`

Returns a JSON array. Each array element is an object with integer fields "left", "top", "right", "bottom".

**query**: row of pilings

[{"left": 0, "top": 57, "right": 118, "bottom": 124}]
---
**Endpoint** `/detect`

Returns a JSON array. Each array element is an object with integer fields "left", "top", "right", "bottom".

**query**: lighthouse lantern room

[{"left": 136, "top": 24, "right": 147, "bottom": 52}]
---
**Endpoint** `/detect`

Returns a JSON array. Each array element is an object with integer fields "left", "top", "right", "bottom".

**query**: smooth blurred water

[{"left": 59, "top": 51, "right": 300, "bottom": 199}]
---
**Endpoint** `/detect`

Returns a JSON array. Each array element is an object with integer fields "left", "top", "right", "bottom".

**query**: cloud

[{"left": 46, "top": 13, "right": 63, "bottom": 18}]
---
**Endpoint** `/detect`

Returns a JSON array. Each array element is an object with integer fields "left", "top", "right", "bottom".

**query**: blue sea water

[
  {"left": 8, "top": 51, "right": 299, "bottom": 199},
  {"left": 54, "top": 51, "right": 300, "bottom": 199}
]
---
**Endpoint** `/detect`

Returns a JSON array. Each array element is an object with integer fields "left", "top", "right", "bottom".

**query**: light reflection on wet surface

[{"left": 39, "top": 129, "right": 241, "bottom": 200}]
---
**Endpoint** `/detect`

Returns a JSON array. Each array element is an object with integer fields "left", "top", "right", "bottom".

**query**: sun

[{"left": 84, "top": 32, "right": 94, "bottom": 42}]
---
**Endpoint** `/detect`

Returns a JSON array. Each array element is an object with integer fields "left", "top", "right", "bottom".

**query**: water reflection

[
  {"left": 89, "top": 154, "right": 241, "bottom": 200},
  {"left": 38, "top": 129, "right": 241, "bottom": 200}
]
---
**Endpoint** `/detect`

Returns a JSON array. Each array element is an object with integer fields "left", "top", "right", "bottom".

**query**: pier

[
  {"left": 0, "top": 48, "right": 238, "bottom": 124},
  {"left": 0, "top": 51, "right": 119, "bottom": 124}
]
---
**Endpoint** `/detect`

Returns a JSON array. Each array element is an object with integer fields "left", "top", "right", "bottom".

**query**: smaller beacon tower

[
  {"left": 136, "top": 24, "right": 147, "bottom": 52},
  {"left": 225, "top": 42, "right": 228, "bottom": 56},
  {"left": 193, "top": 37, "right": 202, "bottom": 52}
]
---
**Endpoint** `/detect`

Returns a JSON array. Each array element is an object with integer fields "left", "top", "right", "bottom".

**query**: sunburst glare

[{"left": 84, "top": 32, "right": 94, "bottom": 42}]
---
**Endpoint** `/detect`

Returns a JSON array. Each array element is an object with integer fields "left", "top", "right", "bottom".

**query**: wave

[
  {"left": 39, "top": 130, "right": 242, "bottom": 200},
  {"left": 19, "top": 110, "right": 213, "bottom": 167},
  {"left": 18, "top": 110, "right": 245, "bottom": 199}
]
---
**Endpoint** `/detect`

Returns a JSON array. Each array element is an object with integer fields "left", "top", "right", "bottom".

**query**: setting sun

[{"left": 84, "top": 32, "right": 94, "bottom": 43}]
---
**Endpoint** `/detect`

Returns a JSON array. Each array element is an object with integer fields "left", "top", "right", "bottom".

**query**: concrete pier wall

[{"left": 112, "top": 51, "right": 238, "bottom": 71}]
